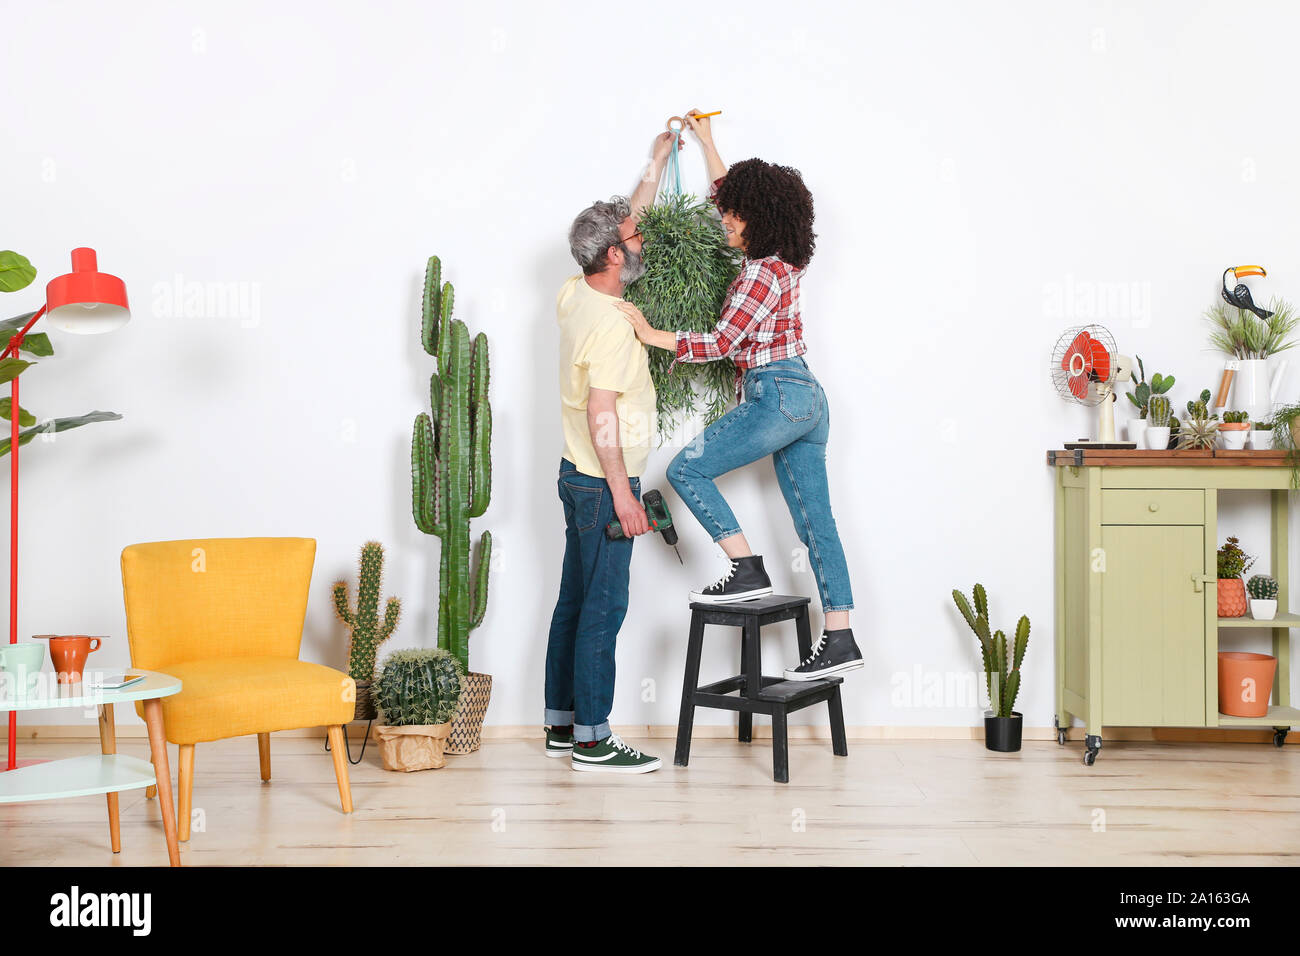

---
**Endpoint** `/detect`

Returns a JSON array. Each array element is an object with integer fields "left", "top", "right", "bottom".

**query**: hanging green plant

[{"left": 625, "top": 194, "right": 742, "bottom": 435}]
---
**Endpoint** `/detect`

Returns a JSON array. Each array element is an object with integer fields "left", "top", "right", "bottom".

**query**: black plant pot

[{"left": 984, "top": 711, "right": 1023, "bottom": 752}]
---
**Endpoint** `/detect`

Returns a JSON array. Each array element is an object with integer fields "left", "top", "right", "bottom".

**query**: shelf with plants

[
  {"left": 1218, "top": 612, "right": 1300, "bottom": 628},
  {"left": 1216, "top": 705, "right": 1300, "bottom": 727}
]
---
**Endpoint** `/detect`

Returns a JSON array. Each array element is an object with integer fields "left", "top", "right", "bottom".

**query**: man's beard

[{"left": 620, "top": 244, "right": 646, "bottom": 285}]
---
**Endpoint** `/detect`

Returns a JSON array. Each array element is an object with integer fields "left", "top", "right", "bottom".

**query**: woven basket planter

[
  {"left": 353, "top": 678, "right": 377, "bottom": 722},
  {"left": 446, "top": 671, "right": 492, "bottom": 755}
]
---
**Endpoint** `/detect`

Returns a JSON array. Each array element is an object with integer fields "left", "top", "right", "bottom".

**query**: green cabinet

[
  {"left": 1050, "top": 449, "right": 1299, "bottom": 764},
  {"left": 1099, "top": 523, "right": 1204, "bottom": 727}
]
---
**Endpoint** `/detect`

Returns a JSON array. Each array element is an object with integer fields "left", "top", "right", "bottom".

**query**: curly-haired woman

[{"left": 616, "top": 110, "right": 861, "bottom": 681}]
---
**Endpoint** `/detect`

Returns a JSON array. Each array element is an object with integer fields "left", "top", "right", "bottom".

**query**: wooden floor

[{"left": 4, "top": 734, "right": 1298, "bottom": 866}]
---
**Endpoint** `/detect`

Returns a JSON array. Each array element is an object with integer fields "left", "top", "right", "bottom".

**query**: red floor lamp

[{"left": 4, "top": 248, "right": 130, "bottom": 771}]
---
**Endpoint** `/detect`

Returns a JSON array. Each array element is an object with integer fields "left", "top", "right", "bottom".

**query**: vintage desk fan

[{"left": 1051, "top": 325, "right": 1136, "bottom": 449}]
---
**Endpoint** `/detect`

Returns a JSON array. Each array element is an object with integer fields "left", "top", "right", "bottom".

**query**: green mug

[{"left": 0, "top": 643, "right": 46, "bottom": 698}]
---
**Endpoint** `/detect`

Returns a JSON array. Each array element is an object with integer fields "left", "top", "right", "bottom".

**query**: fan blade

[
  {"left": 1061, "top": 331, "right": 1091, "bottom": 371},
  {"left": 1087, "top": 338, "right": 1111, "bottom": 381},
  {"left": 1068, "top": 372, "right": 1090, "bottom": 401}
]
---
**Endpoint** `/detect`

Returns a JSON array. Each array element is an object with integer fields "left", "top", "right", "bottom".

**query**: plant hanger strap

[{"left": 662, "top": 116, "right": 684, "bottom": 199}]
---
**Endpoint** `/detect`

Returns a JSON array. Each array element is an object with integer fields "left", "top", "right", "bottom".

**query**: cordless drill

[{"left": 605, "top": 488, "right": 683, "bottom": 563}]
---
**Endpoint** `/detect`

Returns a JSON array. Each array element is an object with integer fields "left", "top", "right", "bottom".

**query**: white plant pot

[
  {"left": 1250, "top": 599, "right": 1278, "bottom": 621},
  {"left": 1231, "top": 358, "right": 1288, "bottom": 425},
  {"left": 1249, "top": 429, "right": 1274, "bottom": 450},
  {"left": 1145, "top": 426, "right": 1170, "bottom": 450},
  {"left": 1128, "top": 418, "right": 1148, "bottom": 445},
  {"left": 1220, "top": 429, "right": 1248, "bottom": 450}
]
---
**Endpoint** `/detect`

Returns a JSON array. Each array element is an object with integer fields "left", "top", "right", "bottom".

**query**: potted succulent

[
  {"left": 1249, "top": 420, "right": 1273, "bottom": 450},
  {"left": 1146, "top": 394, "right": 1172, "bottom": 450},
  {"left": 1247, "top": 574, "right": 1279, "bottom": 620},
  {"left": 1176, "top": 390, "right": 1219, "bottom": 450},
  {"left": 951, "top": 584, "right": 1029, "bottom": 753},
  {"left": 1220, "top": 410, "right": 1250, "bottom": 449},
  {"left": 1125, "top": 357, "right": 1174, "bottom": 447},
  {"left": 372, "top": 648, "right": 464, "bottom": 771},
  {"left": 1217, "top": 536, "right": 1256, "bottom": 618},
  {"left": 331, "top": 541, "right": 401, "bottom": 721},
  {"left": 1206, "top": 296, "right": 1299, "bottom": 423}
]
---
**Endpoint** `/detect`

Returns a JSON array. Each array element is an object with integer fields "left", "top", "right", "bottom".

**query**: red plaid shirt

[{"left": 673, "top": 178, "right": 808, "bottom": 398}]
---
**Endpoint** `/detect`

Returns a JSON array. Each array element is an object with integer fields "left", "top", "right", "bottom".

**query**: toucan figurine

[{"left": 1222, "top": 265, "right": 1273, "bottom": 320}]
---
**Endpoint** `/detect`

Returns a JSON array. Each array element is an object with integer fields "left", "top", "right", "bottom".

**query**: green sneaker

[
  {"left": 545, "top": 726, "right": 573, "bottom": 758},
  {"left": 571, "top": 733, "right": 662, "bottom": 774}
]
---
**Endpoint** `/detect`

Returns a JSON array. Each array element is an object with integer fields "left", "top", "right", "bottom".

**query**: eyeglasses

[{"left": 616, "top": 230, "right": 642, "bottom": 247}]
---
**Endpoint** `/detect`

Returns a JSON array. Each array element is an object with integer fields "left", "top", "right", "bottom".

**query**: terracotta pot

[
  {"left": 1218, "top": 651, "right": 1277, "bottom": 718},
  {"left": 446, "top": 671, "right": 492, "bottom": 755},
  {"left": 39, "top": 635, "right": 102, "bottom": 683},
  {"left": 375, "top": 723, "right": 451, "bottom": 771},
  {"left": 1217, "top": 578, "right": 1248, "bottom": 618}
]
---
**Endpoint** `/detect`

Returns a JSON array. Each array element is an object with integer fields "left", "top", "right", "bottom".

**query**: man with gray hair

[{"left": 543, "top": 131, "right": 679, "bottom": 773}]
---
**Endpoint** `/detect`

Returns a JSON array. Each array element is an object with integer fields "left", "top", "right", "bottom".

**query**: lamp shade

[{"left": 44, "top": 247, "right": 130, "bottom": 334}]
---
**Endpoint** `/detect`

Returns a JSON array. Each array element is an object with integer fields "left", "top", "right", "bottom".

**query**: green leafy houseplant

[
  {"left": 951, "top": 584, "right": 1029, "bottom": 719},
  {"left": 1267, "top": 403, "right": 1300, "bottom": 488},
  {"left": 0, "top": 251, "right": 120, "bottom": 452},
  {"left": 373, "top": 648, "right": 464, "bottom": 727},
  {"left": 625, "top": 193, "right": 743, "bottom": 433},
  {"left": 411, "top": 256, "right": 491, "bottom": 675},
  {"left": 331, "top": 541, "right": 400, "bottom": 719},
  {"left": 1206, "top": 298, "right": 1300, "bottom": 359},
  {"left": 1125, "top": 356, "right": 1174, "bottom": 418},
  {"left": 1217, "top": 536, "right": 1256, "bottom": 580}
]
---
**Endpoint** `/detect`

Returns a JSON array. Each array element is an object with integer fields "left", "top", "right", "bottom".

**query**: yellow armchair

[{"left": 121, "top": 537, "right": 354, "bottom": 841}]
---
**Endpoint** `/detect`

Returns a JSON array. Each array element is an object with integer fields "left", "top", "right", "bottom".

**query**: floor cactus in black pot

[
  {"left": 411, "top": 255, "right": 494, "bottom": 755},
  {"left": 331, "top": 541, "right": 400, "bottom": 721},
  {"left": 952, "top": 584, "right": 1030, "bottom": 753}
]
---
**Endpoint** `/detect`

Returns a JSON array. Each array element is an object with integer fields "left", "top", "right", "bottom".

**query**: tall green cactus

[
  {"left": 951, "top": 583, "right": 1029, "bottom": 718},
  {"left": 411, "top": 256, "right": 492, "bottom": 673},
  {"left": 332, "top": 541, "right": 401, "bottom": 683}
]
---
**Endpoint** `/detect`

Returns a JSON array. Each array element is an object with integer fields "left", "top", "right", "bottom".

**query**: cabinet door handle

[
  {"left": 1191, "top": 574, "right": 1217, "bottom": 592},
  {"left": 1148, "top": 502, "right": 1160, "bottom": 512}
]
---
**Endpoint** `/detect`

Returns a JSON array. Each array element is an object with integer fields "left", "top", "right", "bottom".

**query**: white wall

[{"left": 4, "top": 0, "right": 1298, "bottom": 730}]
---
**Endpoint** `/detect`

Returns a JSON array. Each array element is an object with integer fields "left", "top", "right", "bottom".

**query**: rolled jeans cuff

[
  {"left": 574, "top": 721, "right": 610, "bottom": 743},
  {"left": 545, "top": 708, "right": 574, "bottom": 726}
]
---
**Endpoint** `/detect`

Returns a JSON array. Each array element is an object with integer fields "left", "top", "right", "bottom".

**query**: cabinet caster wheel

[
  {"left": 1083, "top": 734, "right": 1102, "bottom": 766},
  {"left": 1083, "top": 750, "right": 1096, "bottom": 766},
  {"left": 1057, "top": 729, "right": 1067, "bottom": 746},
  {"left": 1274, "top": 728, "right": 1289, "bottom": 748}
]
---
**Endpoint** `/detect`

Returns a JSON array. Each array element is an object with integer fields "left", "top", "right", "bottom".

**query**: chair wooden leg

[
  {"left": 178, "top": 744, "right": 195, "bottom": 842},
  {"left": 142, "top": 699, "right": 180, "bottom": 867},
  {"left": 326, "top": 725, "right": 353, "bottom": 813},
  {"left": 97, "top": 703, "right": 120, "bottom": 853},
  {"left": 258, "top": 732, "right": 271, "bottom": 781}
]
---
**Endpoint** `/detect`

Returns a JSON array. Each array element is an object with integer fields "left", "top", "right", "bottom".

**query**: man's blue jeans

[
  {"left": 544, "top": 458, "right": 640, "bottom": 742},
  {"left": 667, "top": 357, "right": 854, "bottom": 612}
]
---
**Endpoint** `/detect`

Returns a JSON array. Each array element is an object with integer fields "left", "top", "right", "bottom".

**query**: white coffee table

[{"left": 0, "top": 669, "right": 182, "bottom": 866}]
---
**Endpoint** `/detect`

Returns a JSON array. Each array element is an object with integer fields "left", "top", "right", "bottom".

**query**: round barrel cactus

[
  {"left": 1247, "top": 574, "right": 1279, "bottom": 601},
  {"left": 373, "top": 648, "right": 465, "bottom": 727}
]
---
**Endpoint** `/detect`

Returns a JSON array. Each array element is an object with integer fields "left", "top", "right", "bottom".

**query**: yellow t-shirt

[{"left": 556, "top": 275, "right": 656, "bottom": 478}]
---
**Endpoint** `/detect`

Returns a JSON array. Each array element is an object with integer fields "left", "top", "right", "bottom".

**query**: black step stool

[{"left": 674, "top": 594, "right": 848, "bottom": 783}]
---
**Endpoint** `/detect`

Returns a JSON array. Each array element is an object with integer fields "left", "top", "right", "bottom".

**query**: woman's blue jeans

[
  {"left": 544, "top": 459, "right": 639, "bottom": 742},
  {"left": 667, "top": 357, "right": 854, "bottom": 613}
]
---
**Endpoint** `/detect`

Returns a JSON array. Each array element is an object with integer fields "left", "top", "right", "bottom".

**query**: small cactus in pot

[
  {"left": 372, "top": 648, "right": 466, "bottom": 771},
  {"left": 1247, "top": 573, "right": 1279, "bottom": 621}
]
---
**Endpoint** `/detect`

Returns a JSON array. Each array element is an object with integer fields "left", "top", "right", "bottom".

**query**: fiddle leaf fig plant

[{"left": 0, "top": 251, "right": 121, "bottom": 456}]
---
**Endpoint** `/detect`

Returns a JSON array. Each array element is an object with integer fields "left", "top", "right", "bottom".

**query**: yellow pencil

[{"left": 689, "top": 110, "right": 722, "bottom": 119}]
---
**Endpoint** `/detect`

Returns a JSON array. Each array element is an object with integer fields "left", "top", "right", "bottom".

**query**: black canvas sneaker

[
  {"left": 784, "top": 628, "right": 864, "bottom": 680},
  {"left": 689, "top": 555, "right": 774, "bottom": 604}
]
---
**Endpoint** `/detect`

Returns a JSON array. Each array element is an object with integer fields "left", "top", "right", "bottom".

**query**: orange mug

[{"left": 40, "top": 635, "right": 103, "bottom": 684}]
